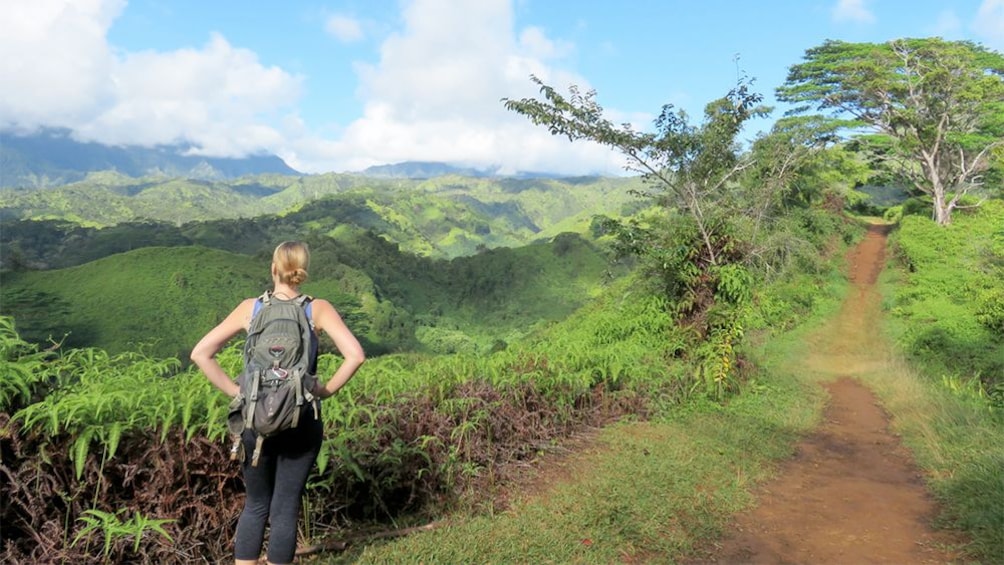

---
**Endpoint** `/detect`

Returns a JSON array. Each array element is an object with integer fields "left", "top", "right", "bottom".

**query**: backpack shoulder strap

[
  {"left": 294, "top": 294, "right": 314, "bottom": 326},
  {"left": 250, "top": 291, "right": 310, "bottom": 322},
  {"left": 294, "top": 295, "right": 316, "bottom": 374},
  {"left": 251, "top": 291, "right": 270, "bottom": 320}
]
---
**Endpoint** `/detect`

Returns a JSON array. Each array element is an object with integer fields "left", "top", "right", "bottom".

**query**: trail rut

[{"left": 691, "top": 225, "right": 963, "bottom": 564}]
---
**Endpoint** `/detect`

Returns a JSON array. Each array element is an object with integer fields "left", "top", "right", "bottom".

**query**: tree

[
  {"left": 505, "top": 74, "right": 856, "bottom": 398},
  {"left": 777, "top": 38, "right": 1004, "bottom": 225},
  {"left": 503, "top": 75, "right": 825, "bottom": 398},
  {"left": 504, "top": 75, "right": 768, "bottom": 272}
]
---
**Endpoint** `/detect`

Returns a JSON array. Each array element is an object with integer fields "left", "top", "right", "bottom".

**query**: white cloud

[
  {"left": 79, "top": 33, "right": 302, "bottom": 156},
  {"left": 325, "top": 14, "right": 364, "bottom": 43},
  {"left": 0, "top": 0, "right": 627, "bottom": 175},
  {"left": 289, "top": 0, "right": 623, "bottom": 175},
  {"left": 831, "top": 0, "right": 875, "bottom": 25},
  {"left": 0, "top": 0, "right": 123, "bottom": 131},
  {"left": 518, "top": 26, "right": 574, "bottom": 60},
  {"left": 0, "top": 0, "right": 302, "bottom": 157},
  {"left": 973, "top": 0, "right": 1004, "bottom": 51}
]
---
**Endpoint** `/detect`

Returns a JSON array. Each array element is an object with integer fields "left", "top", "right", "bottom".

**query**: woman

[{"left": 191, "top": 241, "right": 365, "bottom": 565}]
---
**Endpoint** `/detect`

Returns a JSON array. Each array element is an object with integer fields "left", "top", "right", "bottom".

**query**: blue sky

[{"left": 2, "top": 0, "right": 1002, "bottom": 175}]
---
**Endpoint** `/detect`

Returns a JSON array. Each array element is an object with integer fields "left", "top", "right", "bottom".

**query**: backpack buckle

[{"left": 269, "top": 367, "right": 288, "bottom": 380}]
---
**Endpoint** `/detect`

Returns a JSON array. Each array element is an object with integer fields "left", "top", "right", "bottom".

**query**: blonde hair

[{"left": 272, "top": 241, "right": 310, "bottom": 286}]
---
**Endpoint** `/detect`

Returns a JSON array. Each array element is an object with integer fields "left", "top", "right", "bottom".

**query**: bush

[{"left": 886, "top": 200, "right": 1004, "bottom": 406}]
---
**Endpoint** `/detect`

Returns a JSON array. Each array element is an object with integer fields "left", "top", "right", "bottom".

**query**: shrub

[{"left": 886, "top": 200, "right": 1004, "bottom": 406}]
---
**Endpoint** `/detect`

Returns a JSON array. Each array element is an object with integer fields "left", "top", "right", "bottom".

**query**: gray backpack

[{"left": 228, "top": 291, "right": 319, "bottom": 466}]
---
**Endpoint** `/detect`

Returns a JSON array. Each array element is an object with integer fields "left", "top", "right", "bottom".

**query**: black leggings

[{"left": 234, "top": 415, "right": 323, "bottom": 564}]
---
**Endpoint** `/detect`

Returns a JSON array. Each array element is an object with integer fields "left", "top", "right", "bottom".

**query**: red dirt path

[{"left": 691, "top": 225, "right": 963, "bottom": 564}]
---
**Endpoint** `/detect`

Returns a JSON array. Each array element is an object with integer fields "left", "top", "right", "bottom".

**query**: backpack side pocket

[{"left": 227, "top": 393, "right": 246, "bottom": 436}]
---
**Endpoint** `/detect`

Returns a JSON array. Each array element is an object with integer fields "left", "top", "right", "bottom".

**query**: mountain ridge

[
  {"left": 0, "top": 129, "right": 300, "bottom": 188},
  {"left": 0, "top": 172, "right": 643, "bottom": 262},
  {"left": 1, "top": 130, "right": 594, "bottom": 189},
  {"left": 360, "top": 160, "right": 575, "bottom": 180}
]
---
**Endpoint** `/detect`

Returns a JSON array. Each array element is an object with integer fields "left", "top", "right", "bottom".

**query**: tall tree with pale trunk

[{"left": 777, "top": 38, "right": 1004, "bottom": 225}]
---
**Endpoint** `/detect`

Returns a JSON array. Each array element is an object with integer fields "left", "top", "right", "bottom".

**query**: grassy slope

[
  {"left": 0, "top": 170, "right": 644, "bottom": 357},
  {"left": 0, "top": 173, "right": 642, "bottom": 260},
  {"left": 320, "top": 214, "right": 1004, "bottom": 564},
  {"left": 317, "top": 273, "right": 850, "bottom": 564},
  {"left": 882, "top": 201, "right": 1004, "bottom": 390},
  {"left": 1, "top": 247, "right": 266, "bottom": 358},
  {"left": 875, "top": 203, "right": 1004, "bottom": 560},
  {"left": 0, "top": 231, "right": 621, "bottom": 358}
]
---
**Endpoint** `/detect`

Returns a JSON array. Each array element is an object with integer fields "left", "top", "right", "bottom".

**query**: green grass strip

[
  {"left": 325, "top": 362, "right": 824, "bottom": 564},
  {"left": 305, "top": 249, "right": 849, "bottom": 565}
]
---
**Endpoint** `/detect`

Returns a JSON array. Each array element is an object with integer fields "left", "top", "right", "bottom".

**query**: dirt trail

[{"left": 693, "top": 225, "right": 962, "bottom": 564}]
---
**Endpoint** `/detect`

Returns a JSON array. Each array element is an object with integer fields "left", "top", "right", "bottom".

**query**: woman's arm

[
  {"left": 309, "top": 298, "right": 366, "bottom": 399},
  {"left": 190, "top": 298, "right": 255, "bottom": 398}
]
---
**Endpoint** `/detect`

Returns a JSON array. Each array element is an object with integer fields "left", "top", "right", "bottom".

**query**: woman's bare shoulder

[
  {"left": 307, "top": 297, "right": 347, "bottom": 324},
  {"left": 234, "top": 297, "right": 259, "bottom": 323},
  {"left": 308, "top": 297, "right": 338, "bottom": 313}
]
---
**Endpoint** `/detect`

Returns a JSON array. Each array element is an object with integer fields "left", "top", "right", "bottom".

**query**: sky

[{"left": 2, "top": 0, "right": 1003, "bottom": 176}]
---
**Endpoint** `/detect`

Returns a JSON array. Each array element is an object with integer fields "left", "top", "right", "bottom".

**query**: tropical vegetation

[
  {"left": 1, "top": 36, "right": 1002, "bottom": 564},
  {"left": 777, "top": 37, "right": 1004, "bottom": 225}
]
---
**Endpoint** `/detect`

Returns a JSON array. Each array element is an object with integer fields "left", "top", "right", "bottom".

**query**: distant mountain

[
  {"left": 362, "top": 161, "right": 489, "bottom": 179},
  {"left": 0, "top": 129, "right": 300, "bottom": 188},
  {"left": 361, "top": 160, "right": 570, "bottom": 180}
]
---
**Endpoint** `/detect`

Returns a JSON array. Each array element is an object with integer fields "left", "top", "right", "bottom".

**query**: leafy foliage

[
  {"left": 0, "top": 199, "right": 854, "bottom": 561},
  {"left": 0, "top": 277, "right": 671, "bottom": 561},
  {"left": 0, "top": 227, "right": 618, "bottom": 359},
  {"left": 72, "top": 509, "right": 175, "bottom": 562},
  {"left": 0, "top": 325, "right": 242, "bottom": 562},
  {"left": 777, "top": 38, "right": 1004, "bottom": 224},
  {"left": 885, "top": 200, "right": 1004, "bottom": 405},
  {"left": 0, "top": 173, "right": 641, "bottom": 261},
  {"left": 505, "top": 75, "right": 859, "bottom": 399},
  {"left": 0, "top": 316, "right": 70, "bottom": 414}
]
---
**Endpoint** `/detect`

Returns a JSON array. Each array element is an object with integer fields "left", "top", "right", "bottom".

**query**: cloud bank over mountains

[
  {"left": 1, "top": 0, "right": 623, "bottom": 176},
  {"left": 1, "top": 0, "right": 1001, "bottom": 176}
]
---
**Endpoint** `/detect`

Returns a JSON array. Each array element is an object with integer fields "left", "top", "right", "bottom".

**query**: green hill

[
  {"left": 1, "top": 247, "right": 266, "bottom": 358},
  {"left": 0, "top": 173, "right": 642, "bottom": 260},
  {"left": 0, "top": 170, "right": 640, "bottom": 357},
  {"left": 0, "top": 229, "right": 623, "bottom": 359}
]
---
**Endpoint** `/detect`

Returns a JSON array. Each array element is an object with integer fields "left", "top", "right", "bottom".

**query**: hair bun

[{"left": 288, "top": 268, "right": 308, "bottom": 286}]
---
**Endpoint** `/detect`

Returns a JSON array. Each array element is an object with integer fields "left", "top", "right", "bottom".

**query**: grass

[
  {"left": 320, "top": 387, "right": 825, "bottom": 564},
  {"left": 0, "top": 230, "right": 618, "bottom": 358},
  {"left": 859, "top": 352, "right": 1004, "bottom": 561},
  {"left": 868, "top": 268, "right": 1004, "bottom": 562},
  {"left": 303, "top": 281, "right": 847, "bottom": 564},
  {"left": 1, "top": 246, "right": 267, "bottom": 358},
  {"left": 867, "top": 205, "right": 1004, "bottom": 561},
  {"left": 305, "top": 226, "right": 1003, "bottom": 564}
]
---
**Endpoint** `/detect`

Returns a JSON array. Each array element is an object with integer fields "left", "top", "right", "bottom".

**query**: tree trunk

[
  {"left": 924, "top": 150, "right": 952, "bottom": 226},
  {"left": 932, "top": 189, "right": 952, "bottom": 225}
]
